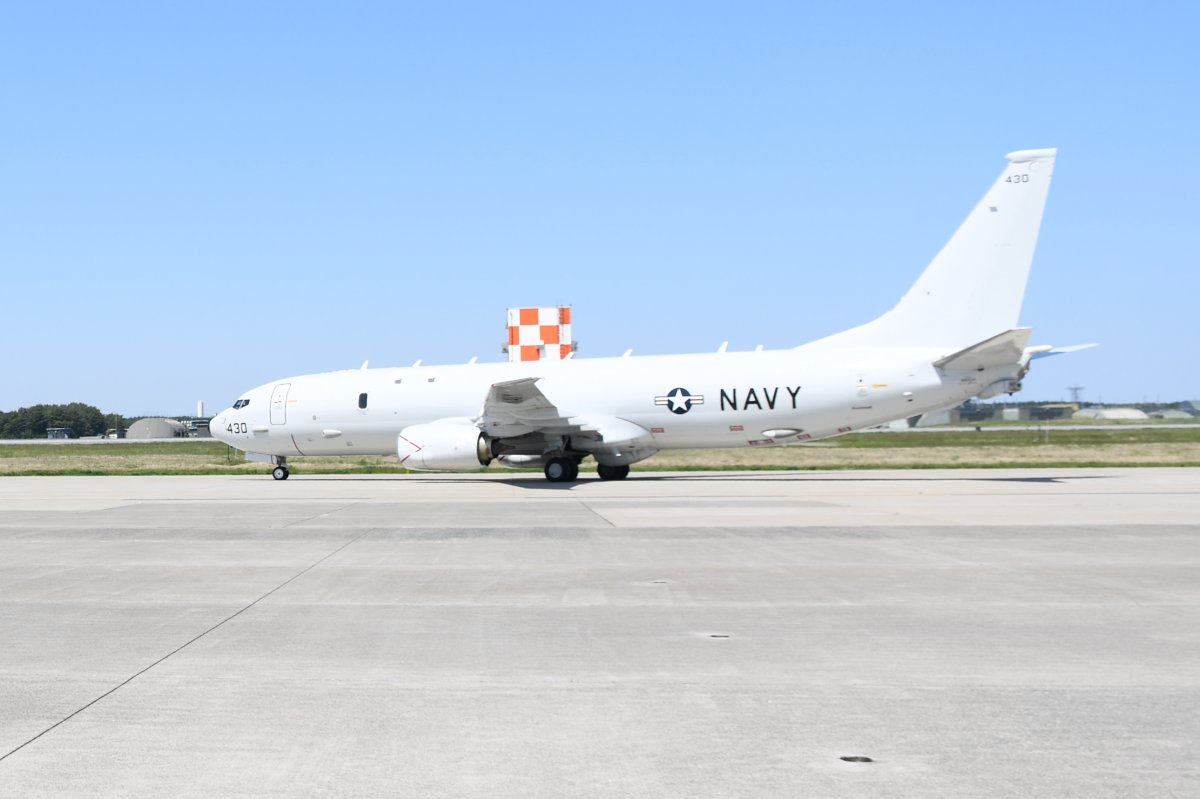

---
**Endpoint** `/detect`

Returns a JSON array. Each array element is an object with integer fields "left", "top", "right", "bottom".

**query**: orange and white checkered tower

[{"left": 505, "top": 306, "right": 574, "bottom": 362}]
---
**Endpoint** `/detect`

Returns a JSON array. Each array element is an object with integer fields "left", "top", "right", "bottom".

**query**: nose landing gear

[{"left": 271, "top": 458, "right": 290, "bottom": 480}]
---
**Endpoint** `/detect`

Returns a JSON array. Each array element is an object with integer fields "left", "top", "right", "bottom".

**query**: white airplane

[{"left": 212, "top": 148, "right": 1086, "bottom": 482}]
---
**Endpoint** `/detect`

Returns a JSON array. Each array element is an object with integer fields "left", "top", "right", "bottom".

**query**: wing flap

[{"left": 568, "top": 414, "right": 651, "bottom": 448}]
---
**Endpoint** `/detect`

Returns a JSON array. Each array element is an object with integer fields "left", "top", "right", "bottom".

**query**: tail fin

[{"left": 814, "top": 148, "right": 1057, "bottom": 349}]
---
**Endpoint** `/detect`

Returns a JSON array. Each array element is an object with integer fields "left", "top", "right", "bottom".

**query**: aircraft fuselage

[{"left": 211, "top": 345, "right": 996, "bottom": 459}]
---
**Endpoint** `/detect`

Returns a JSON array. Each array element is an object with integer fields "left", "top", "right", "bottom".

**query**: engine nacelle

[{"left": 397, "top": 419, "right": 492, "bottom": 471}]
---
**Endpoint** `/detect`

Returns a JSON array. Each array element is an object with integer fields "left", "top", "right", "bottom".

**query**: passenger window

[{"left": 358, "top": 393, "right": 368, "bottom": 410}]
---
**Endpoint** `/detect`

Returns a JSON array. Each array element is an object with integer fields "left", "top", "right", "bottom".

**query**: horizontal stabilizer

[
  {"left": 1027, "top": 342, "right": 1099, "bottom": 361},
  {"left": 934, "top": 328, "right": 1031, "bottom": 371}
]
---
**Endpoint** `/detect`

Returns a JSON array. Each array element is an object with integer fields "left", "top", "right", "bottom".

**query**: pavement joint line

[
  {"left": 0, "top": 528, "right": 373, "bottom": 765},
  {"left": 280, "top": 503, "right": 359, "bottom": 528},
  {"left": 127, "top": 498, "right": 373, "bottom": 503},
  {"left": 576, "top": 501, "right": 617, "bottom": 528}
]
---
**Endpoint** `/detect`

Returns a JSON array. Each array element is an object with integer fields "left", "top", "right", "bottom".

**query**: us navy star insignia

[{"left": 655, "top": 387, "right": 705, "bottom": 415}]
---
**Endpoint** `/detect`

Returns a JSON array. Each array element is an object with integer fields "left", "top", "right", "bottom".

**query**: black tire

[
  {"left": 544, "top": 457, "right": 575, "bottom": 483},
  {"left": 272, "top": 466, "right": 289, "bottom": 481},
  {"left": 597, "top": 464, "right": 630, "bottom": 481}
]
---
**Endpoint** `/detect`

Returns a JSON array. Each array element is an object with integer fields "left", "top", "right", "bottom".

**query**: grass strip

[{"left": 1, "top": 427, "right": 1197, "bottom": 476}]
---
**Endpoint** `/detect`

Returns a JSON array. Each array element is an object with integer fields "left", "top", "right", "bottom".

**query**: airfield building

[{"left": 125, "top": 418, "right": 188, "bottom": 439}]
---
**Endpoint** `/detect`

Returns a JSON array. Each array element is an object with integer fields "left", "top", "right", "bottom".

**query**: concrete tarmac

[{"left": 0, "top": 468, "right": 1197, "bottom": 797}]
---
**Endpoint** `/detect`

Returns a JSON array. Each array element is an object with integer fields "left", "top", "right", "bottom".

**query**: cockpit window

[{"left": 233, "top": 399, "right": 250, "bottom": 409}]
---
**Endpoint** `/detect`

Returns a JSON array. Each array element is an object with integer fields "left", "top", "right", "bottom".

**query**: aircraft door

[{"left": 270, "top": 383, "right": 291, "bottom": 425}]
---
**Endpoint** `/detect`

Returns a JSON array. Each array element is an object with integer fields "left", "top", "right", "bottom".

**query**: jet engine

[{"left": 397, "top": 419, "right": 493, "bottom": 471}]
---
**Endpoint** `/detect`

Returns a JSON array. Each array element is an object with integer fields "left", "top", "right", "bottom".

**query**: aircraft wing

[
  {"left": 478, "top": 377, "right": 650, "bottom": 446},
  {"left": 479, "top": 378, "right": 571, "bottom": 437}
]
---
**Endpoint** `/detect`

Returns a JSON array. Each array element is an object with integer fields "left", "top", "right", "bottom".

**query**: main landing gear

[
  {"left": 271, "top": 457, "right": 290, "bottom": 481},
  {"left": 542, "top": 457, "right": 631, "bottom": 483},
  {"left": 543, "top": 456, "right": 579, "bottom": 483},
  {"left": 596, "top": 463, "right": 630, "bottom": 481}
]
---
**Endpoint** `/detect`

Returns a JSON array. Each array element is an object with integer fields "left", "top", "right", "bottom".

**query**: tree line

[{"left": 0, "top": 404, "right": 130, "bottom": 439}]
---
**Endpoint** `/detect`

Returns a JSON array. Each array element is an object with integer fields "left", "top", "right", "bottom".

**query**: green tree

[{"left": 0, "top": 403, "right": 110, "bottom": 438}]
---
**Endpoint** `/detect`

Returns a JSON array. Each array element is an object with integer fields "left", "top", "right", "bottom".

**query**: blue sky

[{"left": 2, "top": 2, "right": 1196, "bottom": 414}]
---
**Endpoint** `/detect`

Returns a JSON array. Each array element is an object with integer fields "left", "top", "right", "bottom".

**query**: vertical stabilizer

[{"left": 814, "top": 148, "right": 1056, "bottom": 349}]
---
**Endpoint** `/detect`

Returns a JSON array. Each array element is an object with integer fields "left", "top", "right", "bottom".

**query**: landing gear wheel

[
  {"left": 544, "top": 457, "right": 578, "bottom": 483},
  {"left": 272, "top": 466, "right": 290, "bottom": 481},
  {"left": 597, "top": 464, "right": 630, "bottom": 481}
]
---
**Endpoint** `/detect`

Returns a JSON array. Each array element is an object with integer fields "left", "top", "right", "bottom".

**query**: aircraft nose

[{"left": 210, "top": 412, "right": 227, "bottom": 442}]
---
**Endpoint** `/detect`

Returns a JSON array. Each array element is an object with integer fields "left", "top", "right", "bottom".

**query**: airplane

[{"left": 212, "top": 147, "right": 1086, "bottom": 482}]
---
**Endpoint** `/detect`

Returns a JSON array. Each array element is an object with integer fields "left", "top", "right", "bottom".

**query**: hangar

[
  {"left": 125, "top": 418, "right": 187, "bottom": 439},
  {"left": 1072, "top": 407, "right": 1151, "bottom": 421}
]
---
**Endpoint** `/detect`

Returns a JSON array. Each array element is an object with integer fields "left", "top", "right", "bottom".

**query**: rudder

[{"left": 814, "top": 148, "right": 1057, "bottom": 349}]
